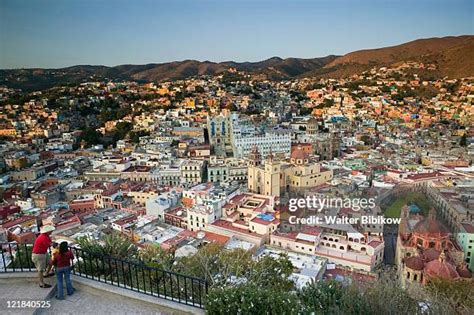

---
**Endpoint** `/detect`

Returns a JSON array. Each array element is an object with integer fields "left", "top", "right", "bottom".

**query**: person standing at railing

[
  {"left": 31, "top": 224, "right": 55, "bottom": 288},
  {"left": 52, "top": 241, "right": 75, "bottom": 300}
]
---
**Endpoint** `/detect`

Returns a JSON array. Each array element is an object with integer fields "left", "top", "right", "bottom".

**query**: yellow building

[
  {"left": 126, "top": 190, "right": 158, "bottom": 206},
  {"left": 185, "top": 97, "right": 196, "bottom": 109},
  {"left": 281, "top": 146, "right": 333, "bottom": 191},
  {"left": 247, "top": 146, "right": 333, "bottom": 197},
  {"left": 247, "top": 147, "right": 281, "bottom": 197},
  {"left": 0, "top": 128, "right": 17, "bottom": 136}
]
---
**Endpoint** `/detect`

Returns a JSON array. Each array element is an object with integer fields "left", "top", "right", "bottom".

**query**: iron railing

[{"left": 0, "top": 242, "right": 208, "bottom": 309}]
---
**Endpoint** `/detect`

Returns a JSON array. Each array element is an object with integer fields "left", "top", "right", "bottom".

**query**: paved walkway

[
  {"left": 0, "top": 273, "right": 197, "bottom": 315},
  {"left": 39, "top": 281, "right": 188, "bottom": 315},
  {"left": 0, "top": 275, "right": 55, "bottom": 315}
]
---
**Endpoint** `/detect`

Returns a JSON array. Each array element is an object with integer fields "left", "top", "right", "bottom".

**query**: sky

[{"left": 0, "top": 0, "right": 473, "bottom": 69}]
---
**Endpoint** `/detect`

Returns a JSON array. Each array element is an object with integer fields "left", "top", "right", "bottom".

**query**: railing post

[
  {"left": 177, "top": 274, "right": 181, "bottom": 302},
  {"left": 1, "top": 245, "right": 6, "bottom": 273},
  {"left": 135, "top": 263, "right": 140, "bottom": 292},
  {"left": 169, "top": 272, "right": 174, "bottom": 301},
  {"left": 115, "top": 258, "right": 121, "bottom": 287},
  {"left": 198, "top": 279, "right": 202, "bottom": 307},
  {"left": 17, "top": 243, "right": 24, "bottom": 272},
  {"left": 128, "top": 261, "right": 133, "bottom": 290},
  {"left": 163, "top": 271, "right": 167, "bottom": 299},
  {"left": 184, "top": 276, "right": 188, "bottom": 305},
  {"left": 107, "top": 256, "right": 112, "bottom": 284},
  {"left": 190, "top": 278, "right": 195, "bottom": 306},
  {"left": 155, "top": 269, "right": 160, "bottom": 297},
  {"left": 27, "top": 244, "right": 32, "bottom": 272},
  {"left": 142, "top": 266, "right": 146, "bottom": 294},
  {"left": 95, "top": 254, "right": 101, "bottom": 282},
  {"left": 7, "top": 243, "right": 14, "bottom": 272}
]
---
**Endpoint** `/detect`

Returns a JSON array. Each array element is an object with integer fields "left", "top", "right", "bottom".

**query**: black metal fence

[{"left": 0, "top": 242, "right": 208, "bottom": 309}]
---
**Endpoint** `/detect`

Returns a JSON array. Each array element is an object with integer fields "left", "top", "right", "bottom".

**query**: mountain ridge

[{"left": 1, "top": 35, "right": 473, "bottom": 91}]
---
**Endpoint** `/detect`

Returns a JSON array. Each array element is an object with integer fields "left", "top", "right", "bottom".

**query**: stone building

[
  {"left": 396, "top": 206, "right": 471, "bottom": 286},
  {"left": 247, "top": 145, "right": 333, "bottom": 198}
]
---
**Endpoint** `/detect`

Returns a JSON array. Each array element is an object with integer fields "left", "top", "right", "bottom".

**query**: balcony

[{"left": 1, "top": 242, "right": 206, "bottom": 314}]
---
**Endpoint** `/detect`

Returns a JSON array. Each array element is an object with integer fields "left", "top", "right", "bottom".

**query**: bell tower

[
  {"left": 264, "top": 149, "right": 281, "bottom": 197},
  {"left": 248, "top": 146, "right": 262, "bottom": 194},
  {"left": 249, "top": 145, "right": 262, "bottom": 166}
]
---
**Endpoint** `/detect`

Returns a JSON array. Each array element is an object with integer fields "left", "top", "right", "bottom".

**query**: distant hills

[
  {"left": 318, "top": 35, "right": 474, "bottom": 79},
  {"left": 1, "top": 35, "right": 473, "bottom": 92}
]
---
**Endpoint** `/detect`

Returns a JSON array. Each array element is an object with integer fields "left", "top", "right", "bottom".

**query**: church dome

[
  {"left": 413, "top": 210, "right": 449, "bottom": 238},
  {"left": 291, "top": 146, "right": 308, "bottom": 161},
  {"left": 405, "top": 256, "right": 424, "bottom": 271},
  {"left": 456, "top": 263, "right": 472, "bottom": 279},
  {"left": 423, "top": 248, "right": 440, "bottom": 262},
  {"left": 307, "top": 117, "right": 318, "bottom": 125},
  {"left": 424, "top": 253, "right": 459, "bottom": 280}
]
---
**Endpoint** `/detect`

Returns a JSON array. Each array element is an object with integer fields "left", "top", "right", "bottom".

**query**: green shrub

[{"left": 206, "top": 283, "right": 301, "bottom": 315}]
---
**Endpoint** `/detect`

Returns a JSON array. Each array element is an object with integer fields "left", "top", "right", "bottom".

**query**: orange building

[{"left": 397, "top": 207, "right": 471, "bottom": 286}]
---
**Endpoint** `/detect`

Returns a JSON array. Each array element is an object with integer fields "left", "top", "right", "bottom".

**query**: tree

[
  {"left": 360, "top": 134, "right": 373, "bottom": 146},
  {"left": 426, "top": 278, "right": 474, "bottom": 313},
  {"left": 139, "top": 244, "right": 175, "bottom": 270},
  {"left": 195, "top": 85, "right": 205, "bottom": 93},
  {"left": 318, "top": 98, "right": 334, "bottom": 109},
  {"left": 175, "top": 243, "right": 252, "bottom": 285},
  {"left": 77, "top": 232, "right": 137, "bottom": 259},
  {"left": 129, "top": 130, "right": 150, "bottom": 143},
  {"left": 75, "top": 232, "right": 139, "bottom": 286},
  {"left": 9, "top": 244, "right": 35, "bottom": 269},
  {"left": 247, "top": 253, "right": 294, "bottom": 291},
  {"left": 170, "top": 139, "right": 180, "bottom": 147},
  {"left": 174, "top": 243, "right": 294, "bottom": 290},
  {"left": 299, "top": 107, "right": 313, "bottom": 116},
  {"left": 79, "top": 127, "right": 102, "bottom": 147},
  {"left": 460, "top": 134, "right": 467, "bottom": 147},
  {"left": 380, "top": 85, "right": 391, "bottom": 93},
  {"left": 110, "top": 121, "right": 133, "bottom": 144},
  {"left": 206, "top": 283, "right": 301, "bottom": 315},
  {"left": 299, "top": 280, "right": 364, "bottom": 314}
]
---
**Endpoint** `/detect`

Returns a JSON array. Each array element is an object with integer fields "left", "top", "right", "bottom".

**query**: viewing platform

[{"left": 0, "top": 272, "right": 200, "bottom": 315}]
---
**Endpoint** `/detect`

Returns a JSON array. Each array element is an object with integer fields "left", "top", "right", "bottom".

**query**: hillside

[
  {"left": 316, "top": 35, "right": 474, "bottom": 79},
  {"left": 0, "top": 56, "right": 338, "bottom": 91},
  {"left": 1, "top": 35, "right": 473, "bottom": 92}
]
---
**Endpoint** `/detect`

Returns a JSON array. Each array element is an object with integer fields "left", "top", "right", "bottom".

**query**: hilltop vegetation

[{"left": 2, "top": 36, "right": 473, "bottom": 92}]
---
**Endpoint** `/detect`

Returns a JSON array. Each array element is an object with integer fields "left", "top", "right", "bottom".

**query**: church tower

[
  {"left": 248, "top": 146, "right": 262, "bottom": 194},
  {"left": 248, "top": 147, "right": 282, "bottom": 197},
  {"left": 263, "top": 149, "right": 281, "bottom": 197},
  {"left": 249, "top": 145, "right": 262, "bottom": 166}
]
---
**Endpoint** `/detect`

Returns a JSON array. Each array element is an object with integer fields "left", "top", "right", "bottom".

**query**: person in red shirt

[
  {"left": 32, "top": 225, "right": 55, "bottom": 288},
  {"left": 52, "top": 241, "right": 75, "bottom": 299}
]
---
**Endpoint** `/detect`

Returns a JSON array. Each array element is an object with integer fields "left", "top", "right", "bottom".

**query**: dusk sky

[{"left": 1, "top": 0, "right": 473, "bottom": 69}]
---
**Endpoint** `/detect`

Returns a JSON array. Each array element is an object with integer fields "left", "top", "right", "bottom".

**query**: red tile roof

[{"left": 461, "top": 222, "right": 474, "bottom": 233}]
